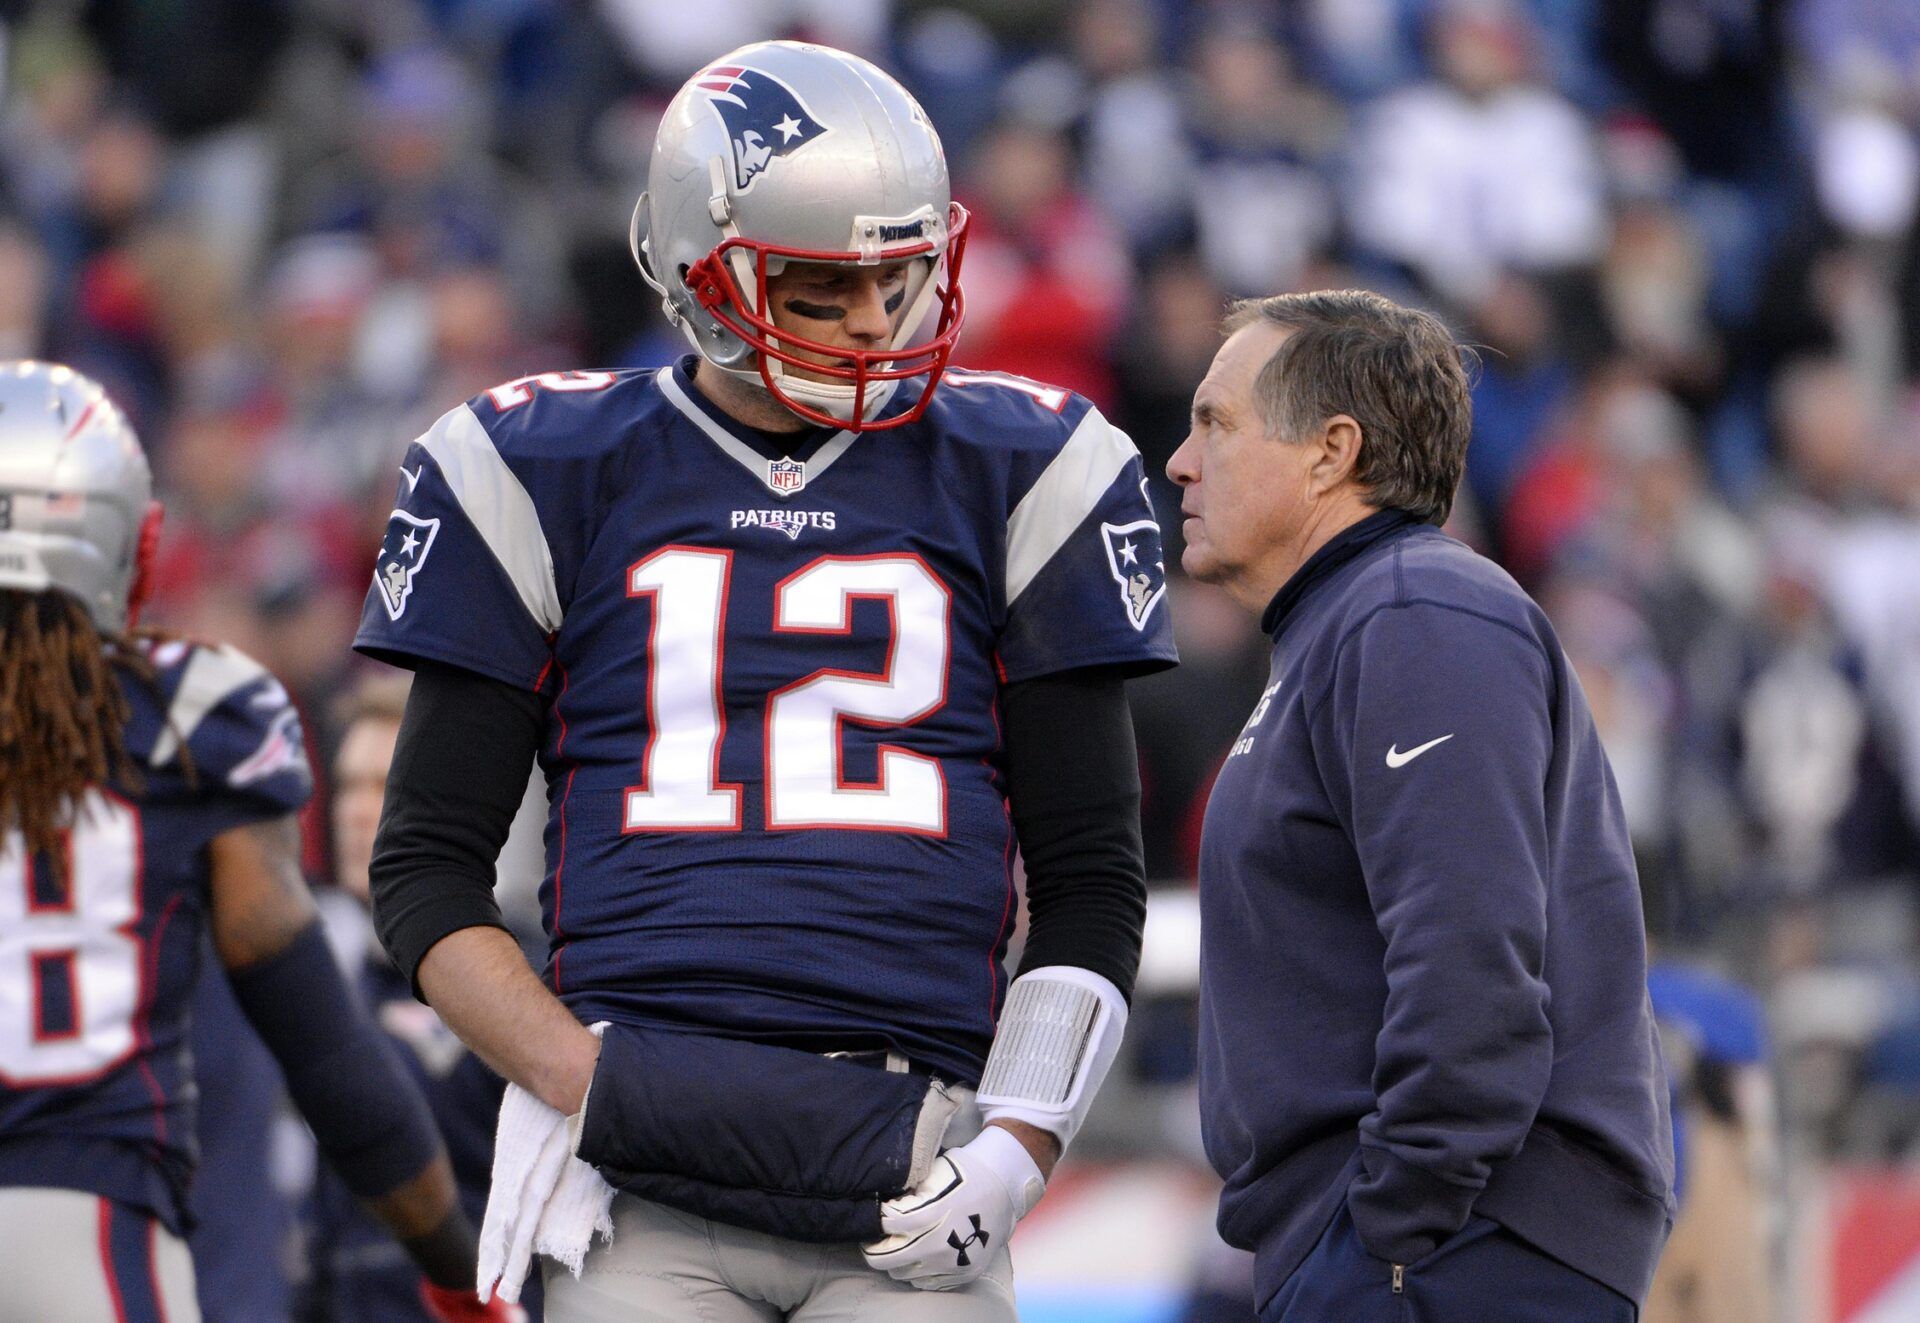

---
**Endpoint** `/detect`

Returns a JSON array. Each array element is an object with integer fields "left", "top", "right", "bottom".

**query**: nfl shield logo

[{"left": 767, "top": 457, "right": 807, "bottom": 494}]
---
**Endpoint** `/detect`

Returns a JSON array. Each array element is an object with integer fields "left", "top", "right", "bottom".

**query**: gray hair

[{"left": 1224, "top": 290, "right": 1474, "bottom": 526}]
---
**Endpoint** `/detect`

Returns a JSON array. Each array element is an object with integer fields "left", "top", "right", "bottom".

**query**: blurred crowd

[{"left": 5, "top": 0, "right": 1920, "bottom": 1263}]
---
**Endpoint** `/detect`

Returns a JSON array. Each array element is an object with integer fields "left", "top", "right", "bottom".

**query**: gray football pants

[
  {"left": 541, "top": 1193, "right": 1018, "bottom": 1322},
  {"left": 542, "top": 1088, "right": 1017, "bottom": 1321},
  {"left": 0, "top": 1187, "right": 201, "bottom": 1323}
]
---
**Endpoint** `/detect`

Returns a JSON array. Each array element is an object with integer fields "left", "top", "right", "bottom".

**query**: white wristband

[{"left": 977, "top": 966, "right": 1128, "bottom": 1153}]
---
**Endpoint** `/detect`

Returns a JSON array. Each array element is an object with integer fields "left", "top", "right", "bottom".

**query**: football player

[
  {"left": 0, "top": 363, "right": 515, "bottom": 1323},
  {"left": 357, "top": 40, "right": 1176, "bottom": 1321},
  {"left": 305, "top": 673, "right": 538, "bottom": 1321}
]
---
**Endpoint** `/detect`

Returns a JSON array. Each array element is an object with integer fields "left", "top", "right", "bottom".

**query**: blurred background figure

[
  {"left": 1349, "top": 0, "right": 1605, "bottom": 306},
  {"left": 956, "top": 113, "right": 1132, "bottom": 404},
  {"left": 305, "top": 674, "right": 539, "bottom": 1322},
  {"left": 0, "top": 0, "right": 1913, "bottom": 1318},
  {"left": 1643, "top": 875, "right": 1778, "bottom": 1323}
]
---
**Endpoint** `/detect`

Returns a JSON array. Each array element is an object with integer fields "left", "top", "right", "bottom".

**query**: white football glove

[{"left": 861, "top": 1124, "right": 1045, "bottom": 1291}]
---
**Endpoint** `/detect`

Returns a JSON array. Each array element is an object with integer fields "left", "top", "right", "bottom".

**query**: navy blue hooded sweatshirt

[{"left": 1197, "top": 510, "right": 1674, "bottom": 1311}]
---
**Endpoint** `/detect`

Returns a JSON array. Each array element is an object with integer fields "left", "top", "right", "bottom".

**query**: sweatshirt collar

[{"left": 1260, "top": 507, "right": 1422, "bottom": 639}]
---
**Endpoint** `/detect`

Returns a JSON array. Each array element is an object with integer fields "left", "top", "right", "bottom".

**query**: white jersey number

[
  {"left": 486, "top": 371, "right": 617, "bottom": 412},
  {"left": 768, "top": 556, "right": 950, "bottom": 833},
  {"left": 0, "top": 792, "right": 143, "bottom": 1086},
  {"left": 622, "top": 551, "right": 950, "bottom": 835},
  {"left": 623, "top": 547, "right": 743, "bottom": 830}
]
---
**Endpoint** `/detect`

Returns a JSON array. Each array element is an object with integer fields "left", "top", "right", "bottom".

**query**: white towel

[{"left": 477, "top": 1034, "right": 617, "bottom": 1303}]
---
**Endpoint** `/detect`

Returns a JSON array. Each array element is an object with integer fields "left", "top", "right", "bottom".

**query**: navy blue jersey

[
  {"left": 354, "top": 361, "right": 1176, "bottom": 1082},
  {"left": 0, "top": 639, "right": 312, "bottom": 1233}
]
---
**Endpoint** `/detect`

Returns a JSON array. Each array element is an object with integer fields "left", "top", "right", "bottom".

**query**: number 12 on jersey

[{"left": 622, "top": 548, "right": 951, "bottom": 836}]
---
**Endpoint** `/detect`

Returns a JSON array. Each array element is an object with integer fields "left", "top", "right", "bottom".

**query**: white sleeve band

[{"left": 976, "top": 965, "right": 1128, "bottom": 1152}]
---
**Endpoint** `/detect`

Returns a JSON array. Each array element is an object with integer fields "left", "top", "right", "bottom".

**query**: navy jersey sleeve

[
  {"left": 997, "top": 404, "right": 1179, "bottom": 683},
  {"left": 147, "top": 642, "right": 313, "bottom": 835},
  {"left": 352, "top": 402, "right": 561, "bottom": 689}
]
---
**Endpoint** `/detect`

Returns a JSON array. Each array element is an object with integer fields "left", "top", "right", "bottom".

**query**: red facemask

[{"left": 682, "top": 202, "right": 971, "bottom": 431}]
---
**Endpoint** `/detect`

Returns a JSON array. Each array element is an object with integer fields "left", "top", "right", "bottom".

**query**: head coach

[{"left": 1167, "top": 290, "right": 1675, "bottom": 1322}]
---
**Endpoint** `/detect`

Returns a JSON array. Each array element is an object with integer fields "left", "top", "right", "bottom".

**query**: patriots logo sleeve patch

[
  {"left": 375, "top": 509, "right": 440, "bottom": 620},
  {"left": 698, "top": 65, "right": 829, "bottom": 190},
  {"left": 1100, "top": 518, "right": 1168, "bottom": 630},
  {"left": 228, "top": 704, "right": 307, "bottom": 788}
]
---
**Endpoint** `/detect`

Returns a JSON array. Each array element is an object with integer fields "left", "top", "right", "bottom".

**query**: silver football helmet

[
  {"left": 632, "top": 41, "right": 969, "bottom": 429},
  {"left": 0, "top": 362, "right": 158, "bottom": 633}
]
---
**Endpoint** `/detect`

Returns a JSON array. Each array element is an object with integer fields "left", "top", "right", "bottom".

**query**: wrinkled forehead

[{"left": 1200, "top": 322, "right": 1292, "bottom": 403}]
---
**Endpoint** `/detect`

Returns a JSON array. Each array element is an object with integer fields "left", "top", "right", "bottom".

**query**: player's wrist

[
  {"left": 964, "top": 1122, "right": 1048, "bottom": 1219},
  {"left": 384, "top": 1171, "right": 475, "bottom": 1283},
  {"left": 544, "top": 1021, "right": 604, "bottom": 1117},
  {"left": 984, "top": 1117, "right": 1062, "bottom": 1181}
]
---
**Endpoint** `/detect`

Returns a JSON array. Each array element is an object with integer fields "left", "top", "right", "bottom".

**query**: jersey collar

[{"left": 657, "top": 360, "right": 860, "bottom": 501}]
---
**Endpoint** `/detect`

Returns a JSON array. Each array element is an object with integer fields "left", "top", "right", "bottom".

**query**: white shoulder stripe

[
  {"left": 1005, "top": 409, "right": 1139, "bottom": 605},
  {"left": 149, "top": 644, "right": 269, "bottom": 768},
  {"left": 416, "top": 404, "right": 562, "bottom": 632}
]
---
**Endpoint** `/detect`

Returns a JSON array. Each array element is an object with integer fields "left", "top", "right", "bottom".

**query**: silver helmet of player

[
  {"left": 0, "top": 362, "right": 158, "bottom": 632},
  {"left": 632, "top": 41, "right": 969, "bottom": 429}
]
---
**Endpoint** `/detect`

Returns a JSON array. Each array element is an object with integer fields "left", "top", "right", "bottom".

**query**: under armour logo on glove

[
  {"left": 948, "top": 1215, "right": 990, "bottom": 1267},
  {"left": 863, "top": 1125, "right": 1044, "bottom": 1291}
]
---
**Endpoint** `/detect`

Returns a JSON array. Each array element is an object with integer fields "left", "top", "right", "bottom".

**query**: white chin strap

[
  {"left": 976, "top": 966, "right": 1129, "bottom": 1154},
  {"left": 725, "top": 359, "right": 901, "bottom": 425}
]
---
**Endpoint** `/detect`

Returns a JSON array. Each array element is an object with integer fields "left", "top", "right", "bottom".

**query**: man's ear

[{"left": 1306, "top": 415, "right": 1364, "bottom": 498}]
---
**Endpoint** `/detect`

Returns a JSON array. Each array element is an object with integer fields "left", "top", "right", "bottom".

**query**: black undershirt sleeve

[
  {"left": 1001, "top": 666, "right": 1148, "bottom": 1003},
  {"left": 369, "top": 660, "right": 546, "bottom": 998}
]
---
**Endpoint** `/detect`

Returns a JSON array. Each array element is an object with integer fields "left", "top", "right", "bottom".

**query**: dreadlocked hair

[{"left": 0, "top": 589, "right": 153, "bottom": 871}]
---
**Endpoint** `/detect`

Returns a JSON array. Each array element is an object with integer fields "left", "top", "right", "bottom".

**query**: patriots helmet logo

[
  {"left": 1100, "top": 517, "right": 1167, "bottom": 631},
  {"left": 697, "top": 64, "right": 829, "bottom": 191},
  {"left": 375, "top": 509, "right": 440, "bottom": 621}
]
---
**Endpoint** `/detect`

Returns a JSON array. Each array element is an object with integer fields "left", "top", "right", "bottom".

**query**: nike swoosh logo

[
  {"left": 399, "top": 465, "right": 422, "bottom": 495},
  {"left": 1385, "top": 734, "right": 1454, "bottom": 768}
]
